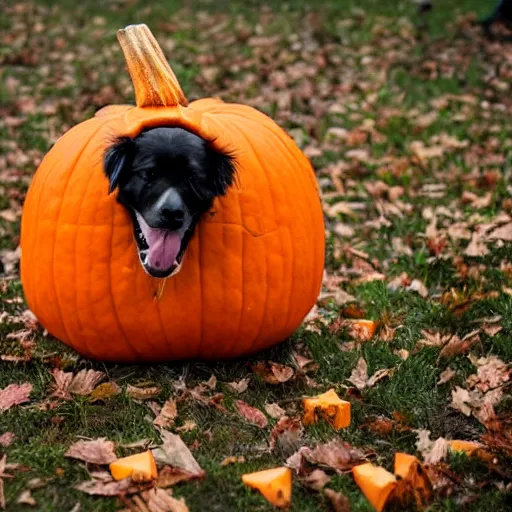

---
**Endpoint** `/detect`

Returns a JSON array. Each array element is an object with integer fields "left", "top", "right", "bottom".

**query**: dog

[{"left": 104, "top": 127, "right": 236, "bottom": 278}]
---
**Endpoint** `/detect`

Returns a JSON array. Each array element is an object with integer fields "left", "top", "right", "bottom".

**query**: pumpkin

[
  {"left": 241, "top": 467, "right": 292, "bottom": 508},
  {"left": 110, "top": 450, "right": 157, "bottom": 482},
  {"left": 352, "top": 463, "right": 397, "bottom": 512},
  {"left": 302, "top": 388, "right": 351, "bottom": 429},
  {"left": 20, "top": 24, "right": 324, "bottom": 362}
]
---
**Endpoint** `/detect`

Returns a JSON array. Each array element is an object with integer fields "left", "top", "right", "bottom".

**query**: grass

[{"left": 1, "top": 0, "right": 511, "bottom": 510}]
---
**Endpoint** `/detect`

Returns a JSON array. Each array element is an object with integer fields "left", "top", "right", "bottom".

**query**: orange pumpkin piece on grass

[
  {"left": 303, "top": 388, "right": 351, "bottom": 429},
  {"left": 20, "top": 24, "right": 324, "bottom": 362},
  {"left": 242, "top": 467, "right": 292, "bottom": 508},
  {"left": 352, "top": 463, "right": 397, "bottom": 512},
  {"left": 393, "top": 452, "right": 420, "bottom": 479},
  {"left": 448, "top": 440, "right": 482, "bottom": 456},
  {"left": 110, "top": 450, "right": 157, "bottom": 482}
]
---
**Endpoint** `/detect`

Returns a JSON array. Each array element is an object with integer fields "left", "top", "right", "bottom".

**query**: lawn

[{"left": 1, "top": 0, "right": 511, "bottom": 510}]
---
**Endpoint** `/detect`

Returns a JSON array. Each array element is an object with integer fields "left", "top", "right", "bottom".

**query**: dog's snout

[{"left": 161, "top": 207, "right": 185, "bottom": 229}]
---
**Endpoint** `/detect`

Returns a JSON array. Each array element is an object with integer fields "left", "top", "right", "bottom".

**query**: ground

[{"left": 1, "top": 0, "right": 511, "bottom": 511}]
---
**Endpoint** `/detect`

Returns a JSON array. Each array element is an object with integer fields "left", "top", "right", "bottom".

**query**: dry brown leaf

[
  {"left": 264, "top": 403, "right": 286, "bottom": 419},
  {"left": 153, "top": 400, "right": 178, "bottom": 429},
  {"left": 416, "top": 330, "right": 451, "bottom": 349},
  {"left": 152, "top": 431, "right": 204, "bottom": 478},
  {"left": 0, "top": 382, "right": 32, "bottom": 410},
  {"left": 394, "top": 349, "right": 409, "bottom": 361},
  {"left": 176, "top": 421, "right": 196, "bottom": 433},
  {"left": 324, "top": 488, "right": 351, "bottom": 512},
  {"left": 269, "top": 416, "right": 303, "bottom": 454},
  {"left": 65, "top": 438, "right": 117, "bottom": 465},
  {"left": 155, "top": 466, "right": 198, "bottom": 488},
  {"left": 300, "top": 469, "right": 331, "bottom": 491},
  {"left": 235, "top": 400, "right": 268, "bottom": 428},
  {"left": 348, "top": 358, "right": 368, "bottom": 391},
  {"left": 424, "top": 437, "right": 449, "bottom": 464},
  {"left": 467, "top": 356, "right": 510, "bottom": 392},
  {"left": 464, "top": 231, "right": 489, "bottom": 257},
  {"left": 75, "top": 477, "right": 134, "bottom": 496},
  {"left": 127, "top": 385, "right": 161, "bottom": 400},
  {"left": 227, "top": 378, "right": 250, "bottom": 393},
  {"left": 438, "top": 368, "right": 456, "bottom": 385},
  {"left": 0, "top": 433, "right": 14, "bottom": 447},
  {"left": 379, "top": 325, "right": 396, "bottom": 342},
  {"left": 90, "top": 382, "right": 122, "bottom": 402},
  {"left": 307, "top": 440, "right": 367, "bottom": 473},
  {"left": 270, "top": 363, "right": 294, "bottom": 383},
  {"left": 407, "top": 279, "right": 428, "bottom": 298},
  {"left": 137, "top": 488, "right": 189, "bottom": 512},
  {"left": 68, "top": 370, "right": 105, "bottom": 395},
  {"left": 366, "top": 368, "right": 393, "bottom": 388},
  {"left": 488, "top": 223, "right": 512, "bottom": 241},
  {"left": 450, "top": 387, "right": 472, "bottom": 416},
  {"left": 16, "top": 490, "right": 36, "bottom": 506},
  {"left": 437, "top": 333, "right": 479, "bottom": 361}
]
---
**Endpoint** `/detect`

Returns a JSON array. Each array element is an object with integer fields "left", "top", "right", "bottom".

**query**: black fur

[{"left": 104, "top": 126, "right": 236, "bottom": 277}]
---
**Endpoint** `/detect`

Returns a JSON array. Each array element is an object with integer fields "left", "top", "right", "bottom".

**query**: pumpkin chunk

[
  {"left": 242, "top": 467, "right": 291, "bottom": 508},
  {"left": 448, "top": 440, "right": 482, "bottom": 456},
  {"left": 352, "top": 463, "right": 397, "bottom": 512},
  {"left": 303, "top": 388, "right": 351, "bottom": 429},
  {"left": 109, "top": 450, "right": 157, "bottom": 482},
  {"left": 394, "top": 452, "right": 420, "bottom": 479}
]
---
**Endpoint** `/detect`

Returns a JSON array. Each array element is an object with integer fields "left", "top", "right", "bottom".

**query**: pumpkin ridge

[
  {"left": 106, "top": 202, "right": 144, "bottom": 360},
  {"left": 230, "top": 127, "right": 278, "bottom": 352},
  {"left": 72, "top": 124, "right": 121, "bottom": 357},
  {"left": 49, "top": 121, "right": 108, "bottom": 346}
]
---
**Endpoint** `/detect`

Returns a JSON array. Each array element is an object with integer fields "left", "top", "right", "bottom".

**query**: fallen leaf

[
  {"left": 16, "top": 490, "right": 36, "bottom": 506},
  {"left": 89, "top": 382, "right": 121, "bottom": 402},
  {"left": 394, "top": 349, "right": 409, "bottom": 361},
  {"left": 301, "top": 469, "right": 331, "bottom": 491},
  {"left": 464, "top": 231, "right": 489, "bottom": 257},
  {"left": 407, "top": 279, "right": 428, "bottom": 298},
  {"left": 264, "top": 403, "right": 286, "bottom": 419},
  {"left": 227, "top": 378, "right": 250, "bottom": 393},
  {"left": 152, "top": 431, "right": 204, "bottom": 478},
  {"left": 75, "top": 477, "right": 134, "bottom": 496},
  {"left": 466, "top": 355, "right": 510, "bottom": 392},
  {"left": 450, "top": 387, "right": 472, "bottom": 416},
  {"left": 324, "top": 488, "right": 350, "bottom": 511},
  {"left": 424, "top": 437, "right": 449, "bottom": 464},
  {"left": 0, "top": 433, "right": 14, "bottom": 447},
  {"left": 367, "top": 368, "right": 393, "bottom": 388},
  {"left": 235, "top": 400, "right": 268, "bottom": 428},
  {"left": 127, "top": 385, "right": 161, "bottom": 400},
  {"left": 176, "top": 421, "right": 196, "bottom": 433},
  {"left": 379, "top": 325, "right": 396, "bottom": 343},
  {"left": 348, "top": 358, "right": 368, "bottom": 391},
  {"left": 269, "top": 416, "right": 303, "bottom": 454},
  {"left": 0, "top": 382, "right": 32, "bottom": 410},
  {"left": 138, "top": 488, "right": 189, "bottom": 512},
  {"left": 156, "top": 466, "right": 198, "bottom": 488},
  {"left": 437, "top": 368, "right": 456, "bottom": 385},
  {"left": 251, "top": 362, "right": 294, "bottom": 384},
  {"left": 488, "top": 223, "right": 512, "bottom": 241},
  {"left": 307, "top": 440, "right": 367, "bottom": 473},
  {"left": 437, "top": 333, "right": 479, "bottom": 361},
  {"left": 68, "top": 370, "right": 105, "bottom": 395},
  {"left": 416, "top": 330, "right": 451, "bottom": 349},
  {"left": 65, "top": 438, "right": 117, "bottom": 465},
  {"left": 153, "top": 400, "right": 178, "bottom": 429}
]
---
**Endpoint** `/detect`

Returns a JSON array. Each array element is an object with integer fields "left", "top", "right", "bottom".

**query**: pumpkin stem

[{"left": 117, "top": 24, "right": 188, "bottom": 108}]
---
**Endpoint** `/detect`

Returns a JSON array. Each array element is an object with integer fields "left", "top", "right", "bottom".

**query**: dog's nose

[{"left": 161, "top": 207, "right": 185, "bottom": 230}]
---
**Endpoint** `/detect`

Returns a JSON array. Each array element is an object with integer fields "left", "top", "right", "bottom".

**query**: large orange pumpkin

[{"left": 20, "top": 25, "right": 324, "bottom": 362}]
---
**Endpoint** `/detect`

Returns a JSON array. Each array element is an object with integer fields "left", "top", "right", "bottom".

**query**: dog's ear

[
  {"left": 104, "top": 137, "right": 135, "bottom": 194},
  {"left": 207, "top": 148, "right": 236, "bottom": 196}
]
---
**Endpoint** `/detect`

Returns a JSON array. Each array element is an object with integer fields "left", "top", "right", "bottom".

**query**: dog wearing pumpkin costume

[{"left": 104, "top": 127, "right": 236, "bottom": 278}]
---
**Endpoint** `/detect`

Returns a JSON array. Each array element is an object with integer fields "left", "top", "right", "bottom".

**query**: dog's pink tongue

[
  {"left": 147, "top": 231, "right": 181, "bottom": 270},
  {"left": 136, "top": 213, "right": 181, "bottom": 270}
]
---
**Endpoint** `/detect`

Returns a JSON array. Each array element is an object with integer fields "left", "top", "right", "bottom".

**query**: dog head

[{"left": 104, "top": 127, "right": 235, "bottom": 278}]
